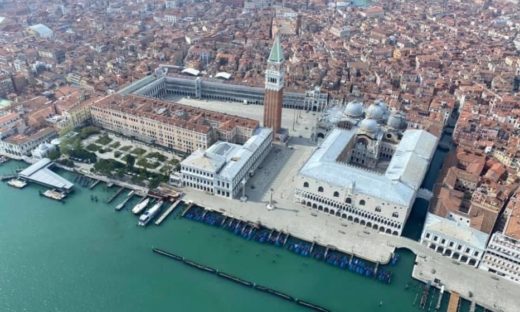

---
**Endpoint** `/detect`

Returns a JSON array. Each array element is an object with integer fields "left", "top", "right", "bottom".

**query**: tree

[
  {"left": 47, "top": 149, "right": 61, "bottom": 161},
  {"left": 125, "top": 154, "right": 136, "bottom": 171}
]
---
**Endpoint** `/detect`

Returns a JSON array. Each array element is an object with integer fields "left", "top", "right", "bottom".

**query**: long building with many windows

[
  {"left": 479, "top": 193, "right": 520, "bottom": 283},
  {"left": 117, "top": 68, "right": 330, "bottom": 111},
  {"left": 90, "top": 94, "right": 259, "bottom": 153},
  {"left": 180, "top": 127, "right": 273, "bottom": 198}
]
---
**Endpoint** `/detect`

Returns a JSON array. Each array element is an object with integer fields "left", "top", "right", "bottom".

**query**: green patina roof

[{"left": 268, "top": 36, "right": 284, "bottom": 63}]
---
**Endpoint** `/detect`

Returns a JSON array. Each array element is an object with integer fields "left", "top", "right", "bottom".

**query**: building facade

[
  {"left": 420, "top": 213, "right": 488, "bottom": 267},
  {"left": 479, "top": 233, "right": 520, "bottom": 284},
  {"left": 0, "top": 127, "right": 57, "bottom": 156},
  {"left": 91, "top": 94, "right": 259, "bottom": 153},
  {"left": 117, "top": 68, "right": 328, "bottom": 111},
  {"left": 263, "top": 36, "right": 284, "bottom": 134},
  {"left": 180, "top": 127, "right": 273, "bottom": 199}
]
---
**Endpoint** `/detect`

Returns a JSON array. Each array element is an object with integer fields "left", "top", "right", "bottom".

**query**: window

[
  {"left": 318, "top": 186, "right": 324, "bottom": 192},
  {"left": 375, "top": 206, "right": 381, "bottom": 213},
  {"left": 333, "top": 191, "right": 339, "bottom": 197},
  {"left": 345, "top": 198, "right": 352, "bottom": 204},
  {"left": 392, "top": 212, "right": 399, "bottom": 218},
  {"left": 359, "top": 200, "right": 365, "bottom": 206},
  {"left": 303, "top": 182, "right": 309, "bottom": 188}
]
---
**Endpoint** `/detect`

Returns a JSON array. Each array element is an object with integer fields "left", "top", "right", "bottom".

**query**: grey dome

[
  {"left": 359, "top": 118, "right": 379, "bottom": 134},
  {"left": 376, "top": 101, "right": 390, "bottom": 117},
  {"left": 345, "top": 101, "right": 364, "bottom": 118},
  {"left": 366, "top": 103, "right": 384, "bottom": 120},
  {"left": 387, "top": 112, "right": 406, "bottom": 129}
]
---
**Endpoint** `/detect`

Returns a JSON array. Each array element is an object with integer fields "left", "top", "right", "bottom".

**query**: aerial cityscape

[{"left": 0, "top": 0, "right": 519, "bottom": 311}]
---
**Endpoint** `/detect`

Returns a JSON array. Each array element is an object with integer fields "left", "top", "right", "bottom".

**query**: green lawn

[
  {"left": 95, "top": 134, "right": 113, "bottom": 145},
  {"left": 131, "top": 147, "right": 146, "bottom": 156},
  {"left": 86, "top": 143, "right": 101, "bottom": 152}
]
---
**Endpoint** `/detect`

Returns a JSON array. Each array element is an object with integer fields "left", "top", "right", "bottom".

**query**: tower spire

[{"left": 268, "top": 35, "right": 284, "bottom": 63}]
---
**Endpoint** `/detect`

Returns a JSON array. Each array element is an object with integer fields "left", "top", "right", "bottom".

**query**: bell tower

[{"left": 263, "top": 36, "right": 284, "bottom": 134}]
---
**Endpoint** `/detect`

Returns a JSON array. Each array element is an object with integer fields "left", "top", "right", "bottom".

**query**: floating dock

[
  {"left": 436, "top": 285, "right": 445, "bottom": 310},
  {"left": 447, "top": 292, "right": 460, "bottom": 312},
  {"left": 0, "top": 174, "right": 16, "bottom": 181},
  {"left": 155, "top": 200, "right": 182, "bottom": 225},
  {"left": 106, "top": 187, "right": 125, "bottom": 204},
  {"left": 115, "top": 194, "right": 133, "bottom": 211},
  {"left": 152, "top": 248, "right": 330, "bottom": 312}
]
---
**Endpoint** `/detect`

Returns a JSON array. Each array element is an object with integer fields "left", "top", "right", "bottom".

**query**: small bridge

[{"left": 417, "top": 188, "right": 433, "bottom": 201}]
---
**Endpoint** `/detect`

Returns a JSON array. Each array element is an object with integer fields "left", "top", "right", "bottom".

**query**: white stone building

[
  {"left": 295, "top": 102, "right": 437, "bottom": 235},
  {"left": 0, "top": 127, "right": 57, "bottom": 157},
  {"left": 479, "top": 233, "right": 520, "bottom": 284},
  {"left": 420, "top": 213, "right": 489, "bottom": 267},
  {"left": 181, "top": 127, "right": 273, "bottom": 199}
]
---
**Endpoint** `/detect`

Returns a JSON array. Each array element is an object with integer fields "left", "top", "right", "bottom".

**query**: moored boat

[
  {"left": 7, "top": 178, "right": 27, "bottom": 189},
  {"left": 42, "top": 189, "right": 66, "bottom": 201},
  {"left": 138, "top": 201, "right": 163, "bottom": 226},
  {"left": 132, "top": 198, "right": 150, "bottom": 214}
]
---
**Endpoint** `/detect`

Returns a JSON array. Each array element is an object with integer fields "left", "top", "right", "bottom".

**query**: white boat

[
  {"left": 132, "top": 198, "right": 150, "bottom": 214},
  {"left": 42, "top": 189, "right": 66, "bottom": 201},
  {"left": 7, "top": 178, "right": 27, "bottom": 189},
  {"left": 138, "top": 201, "right": 163, "bottom": 227}
]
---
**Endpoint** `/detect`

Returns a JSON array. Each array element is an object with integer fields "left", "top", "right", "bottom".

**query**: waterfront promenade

[
  {"left": 176, "top": 135, "right": 520, "bottom": 312},
  {"left": 183, "top": 186, "right": 520, "bottom": 312}
]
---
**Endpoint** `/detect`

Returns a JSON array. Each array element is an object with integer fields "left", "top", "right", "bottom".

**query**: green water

[{"left": 0, "top": 158, "right": 456, "bottom": 312}]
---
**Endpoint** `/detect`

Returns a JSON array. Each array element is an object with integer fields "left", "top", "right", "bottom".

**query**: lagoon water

[{"left": 0, "top": 139, "right": 482, "bottom": 312}]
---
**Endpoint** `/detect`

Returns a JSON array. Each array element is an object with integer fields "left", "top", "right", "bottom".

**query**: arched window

[
  {"left": 318, "top": 186, "right": 324, "bottom": 192},
  {"left": 333, "top": 191, "right": 339, "bottom": 197},
  {"left": 375, "top": 206, "right": 381, "bottom": 213},
  {"left": 359, "top": 200, "right": 366, "bottom": 206},
  {"left": 345, "top": 197, "right": 352, "bottom": 204},
  {"left": 303, "top": 182, "right": 309, "bottom": 188},
  {"left": 392, "top": 212, "right": 399, "bottom": 218}
]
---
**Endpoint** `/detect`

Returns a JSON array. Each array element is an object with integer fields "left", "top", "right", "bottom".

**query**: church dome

[
  {"left": 359, "top": 118, "right": 379, "bottom": 134},
  {"left": 376, "top": 101, "right": 390, "bottom": 118},
  {"left": 344, "top": 101, "right": 364, "bottom": 118},
  {"left": 366, "top": 103, "right": 384, "bottom": 120},
  {"left": 387, "top": 112, "right": 406, "bottom": 129}
]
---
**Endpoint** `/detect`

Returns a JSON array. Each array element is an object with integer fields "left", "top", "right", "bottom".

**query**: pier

[
  {"left": 0, "top": 174, "right": 16, "bottom": 181},
  {"left": 447, "top": 292, "right": 460, "bottom": 312},
  {"left": 89, "top": 180, "right": 101, "bottom": 190},
  {"left": 152, "top": 248, "right": 330, "bottom": 312},
  {"left": 106, "top": 187, "right": 125, "bottom": 204},
  {"left": 115, "top": 194, "right": 133, "bottom": 211},
  {"left": 18, "top": 158, "right": 74, "bottom": 192},
  {"left": 155, "top": 200, "right": 182, "bottom": 225}
]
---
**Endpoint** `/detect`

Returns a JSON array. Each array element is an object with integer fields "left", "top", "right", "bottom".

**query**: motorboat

[
  {"left": 132, "top": 198, "right": 150, "bottom": 214},
  {"left": 138, "top": 201, "right": 163, "bottom": 226}
]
